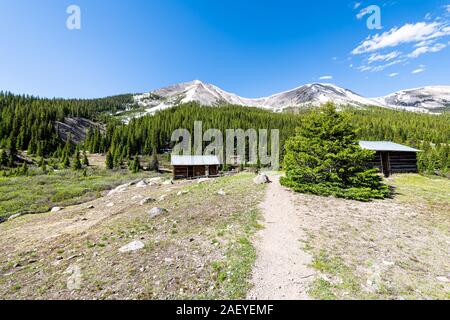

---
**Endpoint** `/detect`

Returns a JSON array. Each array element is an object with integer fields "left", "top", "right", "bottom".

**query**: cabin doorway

[{"left": 188, "top": 166, "right": 194, "bottom": 178}]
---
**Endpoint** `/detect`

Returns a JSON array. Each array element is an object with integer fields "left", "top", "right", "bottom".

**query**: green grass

[
  {"left": 308, "top": 251, "right": 362, "bottom": 300},
  {"left": 0, "top": 168, "right": 156, "bottom": 219},
  {"left": 216, "top": 209, "right": 262, "bottom": 299},
  {"left": 390, "top": 174, "right": 450, "bottom": 205}
]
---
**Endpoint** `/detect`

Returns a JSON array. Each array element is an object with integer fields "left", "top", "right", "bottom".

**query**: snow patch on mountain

[
  {"left": 374, "top": 86, "right": 450, "bottom": 113},
  {"left": 131, "top": 80, "right": 449, "bottom": 119},
  {"left": 133, "top": 80, "right": 382, "bottom": 115}
]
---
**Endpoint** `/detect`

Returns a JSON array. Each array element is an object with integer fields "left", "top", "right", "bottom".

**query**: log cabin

[
  {"left": 359, "top": 141, "right": 420, "bottom": 177},
  {"left": 171, "top": 155, "right": 221, "bottom": 180}
]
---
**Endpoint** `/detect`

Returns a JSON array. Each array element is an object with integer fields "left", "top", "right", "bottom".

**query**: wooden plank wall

[
  {"left": 367, "top": 151, "right": 418, "bottom": 175},
  {"left": 389, "top": 152, "right": 418, "bottom": 173}
]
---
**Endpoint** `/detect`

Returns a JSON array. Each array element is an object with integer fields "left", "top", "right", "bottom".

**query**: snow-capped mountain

[
  {"left": 254, "top": 83, "right": 380, "bottom": 111},
  {"left": 132, "top": 80, "right": 450, "bottom": 117},
  {"left": 374, "top": 86, "right": 450, "bottom": 113},
  {"left": 134, "top": 80, "right": 381, "bottom": 114}
]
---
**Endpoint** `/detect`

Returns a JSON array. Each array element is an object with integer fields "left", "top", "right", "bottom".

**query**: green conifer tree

[
  {"left": 281, "top": 104, "right": 390, "bottom": 201},
  {"left": 105, "top": 151, "right": 114, "bottom": 170},
  {"left": 72, "top": 148, "right": 82, "bottom": 171},
  {"left": 149, "top": 147, "right": 159, "bottom": 171},
  {"left": 131, "top": 154, "right": 140, "bottom": 173},
  {"left": 0, "top": 150, "right": 7, "bottom": 166},
  {"left": 82, "top": 151, "right": 89, "bottom": 167}
]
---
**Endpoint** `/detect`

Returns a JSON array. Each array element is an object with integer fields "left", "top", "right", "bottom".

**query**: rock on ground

[
  {"left": 149, "top": 207, "right": 168, "bottom": 219},
  {"left": 51, "top": 207, "right": 63, "bottom": 213},
  {"left": 140, "top": 197, "right": 156, "bottom": 206},
  {"left": 65, "top": 264, "right": 82, "bottom": 290},
  {"left": 253, "top": 173, "right": 271, "bottom": 185},
  {"left": 107, "top": 183, "right": 131, "bottom": 196},
  {"left": 119, "top": 241, "right": 145, "bottom": 253},
  {"left": 136, "top": 180, "right": 148, "bottom": 188}
]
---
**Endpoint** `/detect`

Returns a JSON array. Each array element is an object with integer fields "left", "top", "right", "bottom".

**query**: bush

[{"left": 281, "top": 104, "right": 390, "bottom": 201}]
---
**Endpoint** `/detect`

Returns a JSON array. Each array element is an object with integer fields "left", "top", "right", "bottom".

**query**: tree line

[{"left": 0, "top": 91, "right": 448, "bottom": 176}]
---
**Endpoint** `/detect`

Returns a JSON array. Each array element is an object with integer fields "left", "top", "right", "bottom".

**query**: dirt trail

[{"left": 248, "top": 175, "right": 315, "bottom": 300}]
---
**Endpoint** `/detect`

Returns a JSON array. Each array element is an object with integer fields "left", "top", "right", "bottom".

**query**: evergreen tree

[
  {"left": 105, "top": 151, "right": 114, "bottom": 170},
  {"left": 7, "top": 153, "right": 15, "bottom": 168},
  {"left": 82, "top": 151, "right": 89, "bottom": 167},
  {"left": 62, "top": 154, "right": 70, "bottom": 168},
  {"left": 20, "top": 162, "right": 28, "bottom": 176},
  {"left": 0, "top": 150, "right": 7, "bottom": 166},
  {"left": 149, "top": 147, "right": 159, "bottom": 171},
  {"left": 72, "top": 148, "right": 82, "bottom": 171},
  {"left": 131, "top": 154, "right": 140, "bottom": 173},
  {"left": 281, "top": 104, "right": 390, "bottom": 201}
]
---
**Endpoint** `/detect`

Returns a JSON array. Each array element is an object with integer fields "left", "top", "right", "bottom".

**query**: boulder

[
  {"left": 177, "top": 190, "right": 189, "bottom": 196},
  {"left": 147, "top": 177, "right": 163, "bottom": 183},
  {"left": 162, "top": 179, "right": 174, "bottom": 185},
  {"left": 140, "top": 197, "right": 156, "bottom": 206},
  {"left": 51, "top": 207, "right": 64, "bottom": 213},
  {"left": 253, "top": 173, "right": 271, "bottom": 185},
  {"left": 107, "top": 183, "right": 130, "bottom": 196},
  {"left": 136, "top": 180, "right": 148, "bottom": 188},
  {"left": 437, "top": 276, "right": 449, "bottom": 283},
  {"left": 217, "top": 189, "right": 226, "bottom": 196},
  {"left": 119, "top": 241, "right": 145, "bottom": 253},
  {"left": 132, "top": 195, "right": 143, "bottom": 201},
  {"left": 65, "top": 264, "right": 82, "bottom": 290},
  {"left": 149, "top": 207, "right": 168, "bottom": 219},
  {"left": 106, "top": 202, "right": 115, "bottom": 208}
]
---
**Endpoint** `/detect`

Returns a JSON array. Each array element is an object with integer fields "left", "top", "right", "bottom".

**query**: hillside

[{"left": 0, "top": 171, "right": 448, "bottom": 299}]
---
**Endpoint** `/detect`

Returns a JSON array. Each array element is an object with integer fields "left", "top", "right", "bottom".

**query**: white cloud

[
  {"left": 357, "top": 59, "right": 402, "bottom": 72},
  {"left": 445, "top": 5, "right": 450, "bottom": 13},
  {"left": 388, "top": 73, "right": 399, "bottom": 77},
  {"left": 352, "top": 22, "right": 450, "bottom": 54},
  {"left": 412, "top": 66, "right": 426, "bottom": 74},
  {"left": 319, "top": 75, "right": 333, "bottom": 80},
  {"left": 414, "top": 39, "right": 435, "bottom": 47},
  {"left": 354, "top": 2, "right": 362, "bottom": 10},
  {"left": 407, "top": 43, "right": 447, "bottom": 58},
  {"left": 368, "top": 51, "right": 401, "bottom": 64}
]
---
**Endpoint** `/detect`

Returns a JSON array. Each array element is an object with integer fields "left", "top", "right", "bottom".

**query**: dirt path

[{"left": 248, "top": 175, "right": 315, "bottom": 300}]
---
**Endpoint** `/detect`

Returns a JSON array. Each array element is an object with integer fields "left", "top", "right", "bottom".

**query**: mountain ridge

[{"left": 133, "top": 80, "right": 450, "bottom": 116}]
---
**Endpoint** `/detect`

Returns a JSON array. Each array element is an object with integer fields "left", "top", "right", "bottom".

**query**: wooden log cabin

[
  {"left": 359, "top": 141, "right": 420, "bottom": 177},
  {"left": 171, "top": 155, "right": 221, "bottom": 180}
]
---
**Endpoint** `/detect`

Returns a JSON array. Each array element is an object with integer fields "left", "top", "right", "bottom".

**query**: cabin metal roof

[
  {"left": 359, "top": 141, "right": 420, "bottom": 152},
  {"left": 171, "top": 155, "right": 221, "bottom": 166}
]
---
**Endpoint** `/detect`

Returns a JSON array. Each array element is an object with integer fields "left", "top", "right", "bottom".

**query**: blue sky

[{"left": 0, "top": 0, "right": 449, "bottom": 98}]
